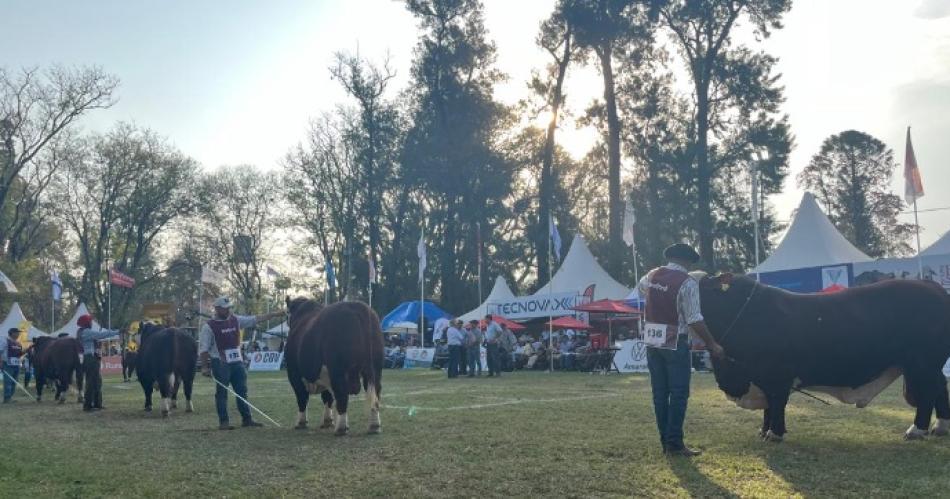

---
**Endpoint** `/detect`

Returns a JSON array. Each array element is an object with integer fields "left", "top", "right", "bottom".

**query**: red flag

[
  {"left": 109, "top": 268, "right": 135, "bottom": 289},
  {"left": 904, "top": 126, "right": 925, "bottom": 204}
]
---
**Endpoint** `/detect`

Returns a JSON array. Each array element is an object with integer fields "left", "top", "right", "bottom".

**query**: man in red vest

[
  {"left": 198, "top": 296, "right": 283, "bottom": 430},
  {"left": 638, "top": 243, "right": 724, "bottom": 457}
]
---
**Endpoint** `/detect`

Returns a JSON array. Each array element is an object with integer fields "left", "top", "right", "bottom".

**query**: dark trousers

[
  {"left": 83, "top": 354, "right": 102, "bottom": 409},
  {"left": 459, "top": 346, "right": 468, "bottom": 375},
  {"left": 447, "top": 346, "right": 461, "bottom": 378},
  {"left": 211, "top": 359, "right": 252, "bottom": 423},
  {"left": 23, "top": 366, "right": 31, "bottom": 387},
  {"left": 3, "top": 365, "right": 19, "bottom": 401},
  {"left": 647, "top": 335, "right": 691, "bottom": 449},
  {"left": 467, "top": 346, "right": 482, "bottom": 376},
  {"left": 486, "top": 344, "right": 501, "bottom": 376}
]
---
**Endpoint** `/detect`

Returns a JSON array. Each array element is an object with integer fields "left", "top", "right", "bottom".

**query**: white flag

[
  {"left": 417, "top": 234, "right": 426, "bottom": 283},
  {"left": 201, "top": 266, "right": 226, "bottom": 286},
  {"left": 368, "top": 258, "right": 377, "bottom": 284},
  {"left": 549, "top": 215, "right": 562, "bottom": 263},
  {"left": 0, "top": 270, "right": 17, "bottom": 293},
  {"left": 622, "top": 200, "right": 636, "bottom": 247}
]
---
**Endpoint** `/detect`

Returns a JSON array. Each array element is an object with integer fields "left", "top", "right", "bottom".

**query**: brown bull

[
  {"left": 285, "top": 298, "right": 384, "bottom": 435},
  {"left": 33, "top": 336, "right": 84, "bottom": 404}
]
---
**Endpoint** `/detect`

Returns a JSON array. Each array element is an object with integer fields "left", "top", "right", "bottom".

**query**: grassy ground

[{"left": 0, "top": 369, "right": 948, "bottom": 498}]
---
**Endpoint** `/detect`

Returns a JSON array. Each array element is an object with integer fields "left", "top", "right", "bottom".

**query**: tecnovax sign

[{"left": 487, "top": 292, "right": 579, "bottom": 320}]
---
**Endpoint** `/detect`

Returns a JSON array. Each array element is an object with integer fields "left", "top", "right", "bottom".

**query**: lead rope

[{"left": 717, "top": 281, "right": 759, "bottom": 346}]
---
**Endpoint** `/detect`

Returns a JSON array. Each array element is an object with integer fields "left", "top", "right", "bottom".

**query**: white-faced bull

[
  {"left": 285, "top": 298, "right": 384, "bottom": 436},
  {"left": 698, "top": 274, "right": 950, "bottom": 441},
  {"left": 136, "top": 322, "right": 198, "bottom": 417}
]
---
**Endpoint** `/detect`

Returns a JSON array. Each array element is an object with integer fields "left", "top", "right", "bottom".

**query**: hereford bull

[
  {"left": 698, "top": 274, "right": 950, "bottom": 441},
  {"left": 285, "top": 298, "right": 384, "bottom": 435},
  {"left": 136, "top": 322, "right": 198, "bottom": 417},
  {"left": 33, "top": 336, "right": 84, "bottom": 404}
]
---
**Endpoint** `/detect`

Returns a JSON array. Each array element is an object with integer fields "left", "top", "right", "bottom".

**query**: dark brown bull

[
  {"left": 285, "top": 298, "right": 384, "bottom": 435},
  {"left": 699, "top": 274, "right": 950, "bottom": 441},
  {"left": 33, "top": 336, "right": 84, "bottom": 404},
  {"left": 136, "top": 322, "right": 198, "bottom": 417}
]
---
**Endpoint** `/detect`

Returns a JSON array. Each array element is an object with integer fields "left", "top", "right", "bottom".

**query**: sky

[{"left": 2, "top": 0, "right": 949, "bottom": 248}]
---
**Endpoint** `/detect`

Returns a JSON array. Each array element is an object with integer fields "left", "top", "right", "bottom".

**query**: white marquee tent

[
  {"left": 458, "top": 276, "right": 517, "bottom": 322},
  {"left": 533, "top": 234, "right": 630, "bottom": 300},
  {"left": 921, "top": 230, "right": 950, "bottom": 257},
  {"left": 0, "top": 303, "right": 48, "bottom": 340},
  {"left": 750, "top": 192, "right": 873, "bottom": 274},
  {"left": 54, "top": 303, "right": 101, "bottom": 337}
]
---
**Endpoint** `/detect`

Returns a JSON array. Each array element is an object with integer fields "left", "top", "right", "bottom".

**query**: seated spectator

[{"left": 559, "top": 336, "right": 576, "bottom": 370}]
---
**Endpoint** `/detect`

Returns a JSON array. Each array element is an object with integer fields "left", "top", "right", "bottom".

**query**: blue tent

[{"left": 380, "top": 301, "right": 452, "bottom": 332}]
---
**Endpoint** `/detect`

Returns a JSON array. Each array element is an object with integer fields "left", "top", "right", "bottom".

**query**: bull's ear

[{"left": 717, "top": 273, "right": 735, "bottom": 292}]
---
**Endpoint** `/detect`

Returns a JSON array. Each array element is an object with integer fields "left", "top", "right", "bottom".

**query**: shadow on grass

[{"left": 667, "top": 456, "right": 738, "bottom": 498}]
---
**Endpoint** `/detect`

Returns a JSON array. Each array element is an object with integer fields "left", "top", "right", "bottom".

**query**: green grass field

[{"left": 1, "top": 369, "right": 948, "bottom": 498}]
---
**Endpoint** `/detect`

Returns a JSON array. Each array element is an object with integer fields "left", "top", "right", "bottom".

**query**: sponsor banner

[
  {"left": 248, "top": 351, "right": 284, "bottom": 371},
  {"left": 101, "top": 355, "right": 123, "bottom": 374},
  {"left": 613, "top": 339, "right": 649, "bottom": 373},
  {"left": 487, "top": 292, "right": 580, "bottom": 320},
  {"left": 821, "top": 265, "right": 850, "bottom": 290},
  {"left": 853, "top": 255, "right": 950, "bottom": 290},
  {"left": 404, "top": 348, "right": 435, "bottom": 368}
]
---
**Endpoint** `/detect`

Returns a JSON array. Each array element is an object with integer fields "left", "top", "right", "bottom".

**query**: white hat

[{"left": 213, "top": 296, "right": 233, "bottom": 309}]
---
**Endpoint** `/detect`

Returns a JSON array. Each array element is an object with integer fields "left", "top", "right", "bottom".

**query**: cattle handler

[
  {"left": 199, "top": 296, "right": 283, "bottom": 430},
  {"left": 637, "top": 243, "right": 725, "bottom": 457},
  {"left": 76, "top": 315, "right": 121, "bottom": 411}
]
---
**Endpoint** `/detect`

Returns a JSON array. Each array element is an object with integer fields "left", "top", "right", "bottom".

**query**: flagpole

[
  {"left": 420, "top": 226, "right": 425, "bottom": 349},
  {"left": 548, "top": 215, "right": 554, "bottom": 373},
  {"left": 477, "top": 222, "right": 483, "bottom": 305},
  {"left": 107, "top": 269, "right": 112, "bottom": 332},
  {"left": 914, "top": 196, "right": 924, "bottom": 279}
]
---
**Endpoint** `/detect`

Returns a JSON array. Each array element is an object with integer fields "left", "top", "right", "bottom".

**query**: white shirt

[
  {"left": 485, "top": 322, "right": 502, "bottom": 343},
  {"left": 446, "top": 327, "right": 465, "bottom": 346},
  {"left": 636, "top": 262, "right": 704, "bottom": 337},
  {"left": 199, "top": 314, "right": 258, "bottom": 360}
]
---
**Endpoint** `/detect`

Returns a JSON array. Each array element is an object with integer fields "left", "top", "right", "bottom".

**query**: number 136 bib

[{"left": 642, "top": 322, "right": 678, "bottom": 350}]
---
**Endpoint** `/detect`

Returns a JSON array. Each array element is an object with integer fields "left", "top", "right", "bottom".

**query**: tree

[
  {"left": 660, "top": 0, "right": 792, "bottom": 269},
  {"left": 197, "top": 165, "right": 280, "bottom": 310},
  {"left": 531, "top": 3, "right": 579, "bottom": 285},
  {"left": 55, "top": 123, "right": 199, "bottom": 325},
  {"left": 562, "top": 0, "right": 658, "bottom": 277},
  {"left": 798, "top": 130, "right": 915, "bottom": 258},
  {"left": 402, "top": 0, "right": 517, "bottom": 310},
  {"left": 0, "top": 66, "right": 118, "bottom": 251}
]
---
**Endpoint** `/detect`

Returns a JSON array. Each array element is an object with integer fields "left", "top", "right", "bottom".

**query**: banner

[
  {"left": 613, "top": 339, "right": 649, "bottom": 373},
  {"left": 109, "top": 269, "right": 135, "bottom": 288},
  {"left": 248, "top": 351, "right": 284, "bottom": 372},
  {"left": 853, "top": 255, "right": 950, "bottom": 290},
  {"left": 487, "top": 291, "right": 580, "bottom": 320},
  {"left": 403, "top": 347, "right": 435, "bottom": 368},
  {"left": 101, "top": 355, "right": 123, "bottom": 374}
]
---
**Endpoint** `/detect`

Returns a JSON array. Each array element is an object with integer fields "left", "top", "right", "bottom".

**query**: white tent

[
  {"left": 921, "top": 230, "right": 950, "bottom": 257},
  {"left": 533, "top": 234, "right": 631, "bottom": 300},
  {"left": 54, "top": 303, "right": 101, "bottom": 337},
  {"left": 265, "top": 321, "right": 288, "bottom": 336},
  {"left": 0, "top": 303, "right": 48, "bottom": 340},
  {"left": 458, "top": 276, "right": 517, "bottom": 322},
  {"left": 751, "top": 192, "right": 873, "bottom": 274}
]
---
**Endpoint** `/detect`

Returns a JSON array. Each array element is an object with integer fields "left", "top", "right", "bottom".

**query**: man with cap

[
  {"left": 198, "top": 296, "right": 284, "bottom": 430},
  {"left": 637, "top": 243, "right": 724, "bottom": 457},
  {"left": 76, "top": 315, "right": 121, "bottom": 411},
  {"left": 0, "top": 328, "right": 24, "bottom": 403}
]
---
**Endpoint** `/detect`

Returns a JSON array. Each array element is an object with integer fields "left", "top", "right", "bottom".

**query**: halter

[{"left": 716, "top": 280, "right": 759, "bottom": 345}]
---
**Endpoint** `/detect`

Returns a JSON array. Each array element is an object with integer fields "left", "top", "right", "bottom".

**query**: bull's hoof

[
  {"left": 930, "top": 419, "right": 950, "bottom": 436},
  {"left": 763, "top": 430, "right": 784, "bottom": 443},
  {"left": 334, "top": 427, "right": 349, "bottom": 436},
  {"left": 367, "top": 424, "right": 381, "bottom": 435},
  {"left": 905, "top": 425, "right": 928, "bottom": 441},
  {"left": 319, "top": 419, "right": 333, "bottom": 429},
  {"left": 294, "top": 423, "right": 308, "bottom": 430}
]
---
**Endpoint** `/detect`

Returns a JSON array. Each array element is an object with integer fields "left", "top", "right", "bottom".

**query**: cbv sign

[{"left": 487, "top": 292, "right": 580, "bottom": 320}]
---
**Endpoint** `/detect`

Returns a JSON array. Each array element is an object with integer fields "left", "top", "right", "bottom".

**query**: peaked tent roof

[
  {"left": 263, "top": 321, "right": 289, "bottom": 338},
  {"left": 532, "top": 235, "right": 630, "bottom": 300},
  {"left": 458, "top": 276, "right": 517, "bottom": 322},
  {"left": 0, "top": 303, "right": 48, "bottom": 340},
  {"left": 751, "top": 192, "right": 873, "bottom": 274},
  {"left": 54, "top": 303, "right": 101, "bottom": 338},
  {"left": 921, "top": 230, "right": 950, "bottom": 257}
]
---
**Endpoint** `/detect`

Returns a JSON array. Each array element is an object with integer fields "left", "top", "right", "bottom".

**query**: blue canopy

[{"left": 380, "top": 301, "right": 452, "bottom": 331}]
